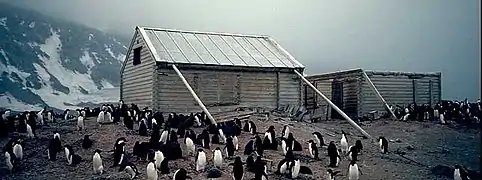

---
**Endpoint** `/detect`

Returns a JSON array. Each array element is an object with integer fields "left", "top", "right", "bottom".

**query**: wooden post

[
  {"left": 172, "top": 64, "right": 217, "bottom": 126},
  {"left": 294, "top": 70, "right": 373, "bottom": 139},
  {"left": 361, "top": 71, "right": 398, "bottom": 121}
]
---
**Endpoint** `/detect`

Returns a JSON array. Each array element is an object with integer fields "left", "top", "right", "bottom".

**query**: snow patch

[
  {"left": 79, "top": 50, "right": 95, "bottom": 70},
  {"left": 28, "top": 21, "right": 35, "bottom": 28},
  {"left": 0, "top": 49, "right": 30, "bottom": 86},
  {"left": 0, "top": 17, "right": 7, "bottom": 29},
  {"left": 100, "top": 79, "right": 114, "bottom": 89},
  {"left": 104, "top": 44, "right": 125, "bottom": 62},
  {"left": 20, "top": 20, "right": 25, "bottom": 26},
  {"left": 88, "top": 33, "right": 94, "bottom": 41},
  {"left": 22, "top": 33, "right": 26, "bottom": 37},
  {"left": 91, "top": 52, "right": 101, "bottom": 63},
  {"left": 0, "top": 93, "right": 41, "bottom": 111}
]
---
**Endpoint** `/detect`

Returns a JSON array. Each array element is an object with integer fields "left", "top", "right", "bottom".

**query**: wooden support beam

[
  {"left": 361, "top": 71, "right": 398, "bottom": 121},
  {"left": 294, "top": 70, "right": 373, "bottom": 140},
  {"left": 171, "top": 64, "right": 217, "bottom": 125}
]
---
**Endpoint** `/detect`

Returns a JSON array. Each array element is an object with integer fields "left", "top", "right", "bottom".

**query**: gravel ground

[{"left": 0, "top": 115, "right": 479, "bottom": 180}]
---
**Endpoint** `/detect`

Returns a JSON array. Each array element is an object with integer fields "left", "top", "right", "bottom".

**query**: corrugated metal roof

[{"left": 139, "top": 27, "right": 304, "bottom": 69}]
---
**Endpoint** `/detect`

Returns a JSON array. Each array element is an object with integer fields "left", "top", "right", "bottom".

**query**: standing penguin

[
  {"left": 228, "top": 156, "right": 244, "bottom": 180},
  {"left": 233, "top": 135, "right": 239, "bottom": 151},
  {"left": 154, "top": 150, "right": 165, "bottom": 169},
  {"left": 5, "top": 151, "right": 14, "bottom": 171},
  {"left": 213, "top": 147, "right": 223, "bottom": 168},
  {"left": 243, "top": 121, "right": 250, "bottom": 132},
  {"left": 313, "top": 132, "right": 326, "bottom": 147},
  {"left": 119, "top": 161, "right": 139, "bottom": 179},
  {"left": 26, "top": 124, "right": 34, "bottom": 138},
  {"left": 355, "top": 140, "right": 363, "bottom": 154},
  {"left": 290, "top": 159, "right": 302, "bottom": 179},
  {"left": 224, "top": 136, "right": 236, "bottom": 159},
  {"left": 113, "top": 141, "right": 127, "bottom": 166},
  {"left": 185, "top": 137, "right": 195, "bottom": 156},
  {"left": 160, "top": 129, "right": 169, "bottom": 144},
  {"left": 173, "top": 168, "right": 192, "bottom": 180},
  {"left": 308, "top": 140, "right": 319, "bottom": 160},
  {"left": 47, "top": 111, "right": 53, "bottom": 122},
  {"left": 146, "top": 160, "right": 158, "bottom": 180},
  {"left": 340, "top": 130, "right": 348, "bottom": 154},
  {"left": 347, "top": 145, "right": 359, "bottom": 161},
  {"left": 328, "top": 141, "right": 341, "bottom": 167},
  {"left": 12, "top": 140, "right": 23, "bottom": 161},
  {"left": 378, "top": 136, "right": 388, "bottom": 154},
  {"left": 160, "top": 158, "right": 170, "bottom": 174},
  {"left": 440, "top": 112, "right": 446, "bottom": 124},
  {"left": 139, "top": 119, "right": 148, "bottom": 136},
  {"left": 282, "top": 125, "right": 290, "bottom": 139},
  {"left": 248, "top": 121, "right": 257, "bottom": 135},
  {"left": 96, "top": 110, "right": 105, "bottom": 126},
  {"left": 82, "top": 135, "right": 93, "bottom": 149},
  {"left": 348, "top": 160, "right": 362, "bottom": 180},
  {"left": 92, "top": 149, "right": 104, "bottom": 175},
  {"left": 77, "top": 115, "right": 85, "bottom": 131},
  {"left": 196, "top": 149, "right": 207, "bottom": 172}
]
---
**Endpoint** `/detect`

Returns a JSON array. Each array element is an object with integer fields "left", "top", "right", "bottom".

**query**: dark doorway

[{"left": 331, "top": 80, "right": 344, "bottom": 119}]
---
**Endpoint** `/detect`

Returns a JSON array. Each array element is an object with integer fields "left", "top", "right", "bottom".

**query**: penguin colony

[{"left": 0, "top": 99, "right": 480, "bottom": 179}]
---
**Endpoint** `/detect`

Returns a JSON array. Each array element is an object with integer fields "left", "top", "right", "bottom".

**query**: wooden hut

[
  {"left": 304, "top": 68, "right": 442, "bottom": 120},
  {"left": 120, "top": 26, "right": 305, "bottom": 114}
]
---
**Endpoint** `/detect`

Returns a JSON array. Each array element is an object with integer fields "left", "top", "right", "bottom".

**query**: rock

[{"left": 406, "top": 145, "right": 415, "bottom": 150}]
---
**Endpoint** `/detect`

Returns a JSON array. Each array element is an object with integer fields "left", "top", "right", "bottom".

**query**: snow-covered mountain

[{"left": 0, "top": 3, "right": 127, "bottom": 111}]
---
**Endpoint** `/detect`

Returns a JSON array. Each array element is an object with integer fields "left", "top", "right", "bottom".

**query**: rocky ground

[{"left": 0, "top": 114, "right": 479, "bottom": 180}]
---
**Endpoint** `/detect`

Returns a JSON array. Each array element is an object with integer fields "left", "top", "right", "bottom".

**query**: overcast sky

[{"left": 4, "top": 0, "right": 481, "bottom": 101}]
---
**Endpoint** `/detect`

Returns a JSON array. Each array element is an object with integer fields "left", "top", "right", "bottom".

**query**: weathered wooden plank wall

[
  {"left": 152, "top": 68, "right": 300, "bottom": 113},
  {"left": 121, "top": 29, "right": 155, "bottom": 109},
  {"left": 360, "top": 72, "right": 441, "bottom": 116}
]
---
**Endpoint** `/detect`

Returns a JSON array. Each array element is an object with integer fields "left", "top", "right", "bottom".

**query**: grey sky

[{"left": 4, "top": 0, "right": 481, "bottom": 101}]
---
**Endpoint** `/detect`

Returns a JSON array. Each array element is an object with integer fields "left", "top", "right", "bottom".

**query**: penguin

[
  {"left": 26, "top": 124, "right": 34, "bottom": 138},
  {"left": 347, "top": 145, "right": 358, "bottom": 161},
  {"left": 37, "top": 109, "right": 44, "bottom": 125},
  {"left": 97, "top": 110, "right": 105, "bottom": 125},
  {"left": 47, "top": 111, "right": 53, "bottom": 122},
  {"left": 275, "top": 158, "right": 289, "bottom": 175},
  {"left": 173, "top": 168, "right": 192, "bottom": 180},
  {"left": 243, "top": 121, "right": 250, "bottom": 132},
  {"left": 378, "top": 136, "right": 388, "bottom": 154},
  {"left": 313, "top": 131, "right": 326, "bottom": 147},
  {"left": 154, "top": 150, "right": 165, "bottom": 169},
  {"left": 348, "top": 160, "right": 362, "bottom": 180},
  {"left": 248, "top": 121, "right": 257, "bottom": 134},
  {"left": 291, "top": 159, "right": 301, "bottom": 179},
  {"left": 48, "top": 136, "right": 61, "bottom": 161},
  {"left": 139, "top": 119, "right": 148, "bottom": 136},
  {"left": 218, "top": 128, "right": 227, "bottom": 144},
  {"left": 282, "top": 125, "right": 290, "bottom": 139},
  {"left": 196, "top": 149, "right": 207, "bottom": 172},
  {"left": 119, "top": 161, "right": 140, "bottom": 179},
  {"left": 185, "top": 137, "right": 195, "bottom": 156},
  {"left": 199, "top": 130, "right": 210, "bottom": 149},
  {"left": 114, "top": 137, "right": 127, "bottom": 151},
  {"left": 355, "top": 140, "right": 363, "bottom": 153},
  {"left": 13, "top": 141, "right": 23, "bottom": 161},
  {"left": 160, "top": 129, "right": 169, "bottom": 144},
  {"left": 169, "top": 130, "right": 178, "bottom": 144},
  {"left": 194, "top": 115, "right": 202, "bottom": 127},
  {"left": 454, "top": 164, "right": 469, "bottom": 180},
  {"left": 105, "top": 110, "right": 113, "bottom": 123},
  {"left": 82, "top": 135, "right": 92, "bottom": 149},
  {"left": 254, "top": 163, "right": 268, "bottom": 180},
  {"left": 254, "top": 135, "right": 264, "bottom": 156},
  {"left": 308, "top": 140, "right": 319, "bottom": 159},
  {"left": 326, "top": 169, "right": 341, "bottom": 180},
  {"left": 64, "top": 145, "right": 73, "bottom": 161},
  {"left": 68, "top": 152, "right": 82, "bottom": 166},
  {"left": 224, "top": 136, "right": 236, "bottom": 158},
  {"left": 146, "top": 160, "right": 158, "bottom": 180},
  {"left": 328, "top": 141, "right": 341, "bottom": 167},
  {"left": 402, "top": 113, "right": 409, "bottom": 121},
  {"left": 228, "top": 156, "right": 244, "bottom": 180},
  {"left": 92, "top": 149, "right": 104, "bottom": 175},
  {"left": 233, "top": 135, "right": 239, "bottom": 151},
  {"left": 77, "top": 115, "right": 85, "bottom": 131},
  {"left": 340, "top": 130, "right": 348, "bottom": 153},
  {"left": 113, "top": 140, "right": 127, "bottom": 166},
  {"left": 244, "top": 139, "right": 255, "bottom": 155},
  {"left": 160, "top": 158, "right": 170, "bottom": 174},
  {"left": 213, "top": 147, "right": 223, "bottom": 168},
  {"left": 440, "top": 112, "right": 446, "bottom": 124},
  {"left": 5, "top": 151, "right": 14, "bottom": 171},
  {"left": 281, "top": 139, "right": 288, "bottom": 155}
]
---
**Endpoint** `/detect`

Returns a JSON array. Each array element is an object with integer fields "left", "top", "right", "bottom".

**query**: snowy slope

[{"left": 0, "top": 3, "right": 127, "bottom": 111}]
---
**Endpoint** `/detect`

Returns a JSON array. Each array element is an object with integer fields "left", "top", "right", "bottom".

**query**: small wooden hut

[
  {"left": 304, "top": 68, "right": 442, "bottom": 120},
  {"left": 120, "top": 26, "right": 305, "bottom": 114}
]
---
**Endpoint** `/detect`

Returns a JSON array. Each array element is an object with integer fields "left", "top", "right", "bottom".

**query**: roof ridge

[{"left": 140, "top": 26, "right": 269, "bottom": 39}]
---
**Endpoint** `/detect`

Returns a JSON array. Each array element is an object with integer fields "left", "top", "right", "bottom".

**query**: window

[{"left": 133, "top": 47, "right": 142, "bottom": 66}]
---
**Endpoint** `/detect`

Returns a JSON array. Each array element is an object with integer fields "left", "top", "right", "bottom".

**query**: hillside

[{"left": 0, "top": 2, "right": 127, "bottom": 111}]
